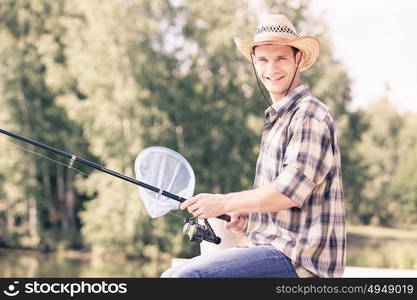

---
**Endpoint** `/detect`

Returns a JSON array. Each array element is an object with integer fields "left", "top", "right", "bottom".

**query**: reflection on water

[{"left": 0, "top": 248, "right": 167, "bottom": 277}]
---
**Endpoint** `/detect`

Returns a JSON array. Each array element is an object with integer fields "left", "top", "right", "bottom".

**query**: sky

[{"left": 310, "top": 0, "right": 417, "bottom": 113}]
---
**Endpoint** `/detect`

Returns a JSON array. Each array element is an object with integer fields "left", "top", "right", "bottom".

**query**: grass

[
  {"left": 346, "top": 224, "right": 417, "bottom": 269},
  {"left": 347, "top": 224, "right": 417, "bottom": 241}
]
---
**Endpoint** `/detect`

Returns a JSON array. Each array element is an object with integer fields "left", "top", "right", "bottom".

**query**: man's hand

[
  {"left": 180, "top": 193, "right": 227, "bottom": 219},
  {"left": 226, "top": 212, "right": 249, "bottom": 236}
]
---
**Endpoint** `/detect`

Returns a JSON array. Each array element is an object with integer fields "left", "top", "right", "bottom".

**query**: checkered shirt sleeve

[{"left": 273, "top": 116, "right": 334, "bottom": 207}]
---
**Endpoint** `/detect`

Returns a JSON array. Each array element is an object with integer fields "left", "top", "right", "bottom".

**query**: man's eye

[{"left": 257, "top": 58, "right": 266, "bottom": 62}]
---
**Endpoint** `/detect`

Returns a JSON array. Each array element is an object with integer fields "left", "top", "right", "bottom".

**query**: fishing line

[
  {"left": 3, "top": 138, "right": 179, "bottom": 222},
  {"left": 1, "top": 138, "right": 90, "bottom": 177},
  {"left": 0, "top": 128, "right": 229, "bottom": 244},
  {"left": 167, "top": 211, "right": 188, "bottom": 220},
  {"left": 2, "top": 137, "right": 188, "bottom": 221}
]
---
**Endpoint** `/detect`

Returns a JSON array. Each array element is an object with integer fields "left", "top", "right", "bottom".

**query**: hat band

[{"left": 255, "top": 24, "right": 298, "bottom": 39}]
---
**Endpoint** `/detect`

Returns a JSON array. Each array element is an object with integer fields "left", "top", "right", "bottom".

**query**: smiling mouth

[{"left": 265, "top": 75, "right": 285, "bottom": 81}]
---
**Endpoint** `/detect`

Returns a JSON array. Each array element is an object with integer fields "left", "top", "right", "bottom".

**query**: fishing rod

[{"left": 0, "top": 128, "right": 231, "bottom": 223}]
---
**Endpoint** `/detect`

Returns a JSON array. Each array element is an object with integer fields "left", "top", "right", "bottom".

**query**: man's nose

[{"left": 265, "top": 61, "right": 281, "bottom": 74}]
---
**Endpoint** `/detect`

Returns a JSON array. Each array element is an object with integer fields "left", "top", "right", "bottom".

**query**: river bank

[{"left": 1, "top": 225, "right": 416, "bottom": 277}]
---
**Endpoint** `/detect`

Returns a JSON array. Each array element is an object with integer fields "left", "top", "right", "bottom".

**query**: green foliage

[
  {"left": 356, "top": 99, "right": 417, "bottom": 226},
  {"left": 56, "top": 0, "right": 199, "bottom": 261},
  {"left": 0, "top": 0, "right": 95, "bottom": 249}
]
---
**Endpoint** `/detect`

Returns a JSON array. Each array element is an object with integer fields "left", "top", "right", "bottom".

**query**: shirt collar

[{"left": 264, "top": 84, "right": 309, "bottom": 122}]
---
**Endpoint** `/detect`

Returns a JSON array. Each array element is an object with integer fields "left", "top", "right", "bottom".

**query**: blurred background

[{"left": 0, "top": 0, "right": 416, "bottom": 277}]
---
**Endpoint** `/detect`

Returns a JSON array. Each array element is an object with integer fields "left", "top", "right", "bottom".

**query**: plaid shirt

[{"left": 246, "top": 84, "right": 346, "bottom": 278}]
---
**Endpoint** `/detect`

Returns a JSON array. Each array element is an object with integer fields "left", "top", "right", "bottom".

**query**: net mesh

[{"left": 134, "top": 146, "right": 195, "bottom": 218}]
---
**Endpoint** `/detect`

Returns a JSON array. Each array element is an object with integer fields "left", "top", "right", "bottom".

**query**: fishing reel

[{"left": 183, "top": 218, "right": 221, "bottom": 245}]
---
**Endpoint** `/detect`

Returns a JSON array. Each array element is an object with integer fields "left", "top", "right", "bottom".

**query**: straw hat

[{"left": 234, "top": 14, "right": 320, "bottom": 72}]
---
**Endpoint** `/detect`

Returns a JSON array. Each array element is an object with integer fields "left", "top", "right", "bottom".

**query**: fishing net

[{"left": 134, "top": 146, "right": 195, "bottom": 218}]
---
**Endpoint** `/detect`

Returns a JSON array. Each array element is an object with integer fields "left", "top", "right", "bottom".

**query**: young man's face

[{"left": 252, "top": 44, "right": 301, "bottom": 102}]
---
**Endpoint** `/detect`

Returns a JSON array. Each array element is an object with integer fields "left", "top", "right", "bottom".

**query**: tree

[
  {"left": 357, "top": 98, "right": 417, "bottom": 226},
  {"left": 55, "top": 1, "right": 192, "bottom": 272},
  {"left": 0, "top": 0, "right": 94, "bottom": 249}
]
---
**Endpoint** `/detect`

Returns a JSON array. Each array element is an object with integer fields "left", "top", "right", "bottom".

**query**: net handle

[{"left": 216, "top": 214, "right": 231, "bottom": 222}]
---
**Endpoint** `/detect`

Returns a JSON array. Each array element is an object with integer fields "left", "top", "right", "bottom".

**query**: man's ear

[{"left": 296, "top": 50, "right": 304, "bottom": 66}]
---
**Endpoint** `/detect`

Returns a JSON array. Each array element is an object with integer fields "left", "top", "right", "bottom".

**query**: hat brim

[{"left": 234, "top": 36, "right": 320, "bottom": 72}]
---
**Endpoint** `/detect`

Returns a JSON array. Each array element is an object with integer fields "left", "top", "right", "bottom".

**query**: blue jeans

[{"left": 160, "top": 244, "right": 298, "bottom": 278}]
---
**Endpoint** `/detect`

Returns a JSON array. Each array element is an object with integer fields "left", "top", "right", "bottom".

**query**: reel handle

[{"left": 216, "top": 214, "right": 231, "bottom": 222}]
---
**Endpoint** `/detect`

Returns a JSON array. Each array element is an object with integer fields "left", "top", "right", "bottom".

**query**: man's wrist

[
  {"left": 222, "top": 191, "right": 237, "bottom": 213},
  {"left": 222, "top": 190, "right": 246, "bottom": 213}
]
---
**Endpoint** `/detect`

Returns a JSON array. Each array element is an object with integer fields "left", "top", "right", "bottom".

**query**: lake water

[
  {"left": 0, "top": 248, "right": 165, "bottom": 277},
  {"left": 3, "top": 232, "right": 416, "bottom": 277}
]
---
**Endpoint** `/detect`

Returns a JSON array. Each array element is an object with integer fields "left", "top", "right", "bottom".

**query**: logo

[
  {"left": 3, "top": 281, "right": 20, "bottom": 297},
  {"left": 2, "top": 280, "right": 128, "bottom": 297}
]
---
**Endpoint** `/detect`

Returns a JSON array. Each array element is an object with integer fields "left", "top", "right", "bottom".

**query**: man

[{"left": 161, "top": 14, "right": 345, "bottom": 278}]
